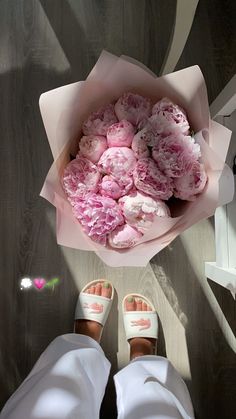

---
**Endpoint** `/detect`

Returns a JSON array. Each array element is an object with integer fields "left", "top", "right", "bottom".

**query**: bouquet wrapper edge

[{"left": 39, "top": 51, "right": 234, "bottom": 267}]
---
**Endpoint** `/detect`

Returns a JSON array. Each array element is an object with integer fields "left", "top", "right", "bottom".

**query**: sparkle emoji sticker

[
  {"left": 20, "top": 278, "right": 33, "bottom": 290},
  {"left": 20, "top": 276, "right": 60, "bottom": 292}
]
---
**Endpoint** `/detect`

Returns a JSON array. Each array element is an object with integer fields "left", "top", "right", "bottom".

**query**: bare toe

[
  {"left": 124, "top": 295, "right": 157, "bottom": 360},
  {"left": 136, "top": 299, "right": 142, "bottom": 311},
  {"left": 95, "top": 282, "right": 102, "bottom": 295},
  {"left": 75, "top": 280, "right": 113, "bottom": 343},
  {"left": 142, "top": 301, "right": 147, "bottom": 311},
  {"left": 125, "top": 296, "right": 136, "bottom": 311},
  {"left": 85, "top": 287, "right": 91, "bottom": 294},
  {"left": 90, "top": 286, "right": 96, "bottom": 294},
  {"left": 101, "top": 281, "right": 112, "bottom": 298}
]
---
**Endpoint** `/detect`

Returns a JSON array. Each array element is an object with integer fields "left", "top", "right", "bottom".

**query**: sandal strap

[
  {"left": 75, "top": 293, "right": 112, "bottom": 326},
  {"left": 123, "top": 311, "right": 158, "bottom": 340}
]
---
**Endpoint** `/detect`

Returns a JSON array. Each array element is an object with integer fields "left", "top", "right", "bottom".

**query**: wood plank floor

[{"left": 0, "top": 1, "right": 235, "bottom": 418}]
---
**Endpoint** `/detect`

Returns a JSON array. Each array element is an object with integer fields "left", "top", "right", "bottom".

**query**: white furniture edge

[
  {"left": 205, "top": 263, "right": 236, "bottom": 299},
  {"left": 205, "top": 75, "right": 236, "bottom": 298}
]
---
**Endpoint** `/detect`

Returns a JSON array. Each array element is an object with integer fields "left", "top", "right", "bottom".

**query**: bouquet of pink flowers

[
  {"left": 62, "top": 94, "right": 208, "bottom": 249},
  {"left": 40, "top": 51, "right": 234, "bottom": 266}
]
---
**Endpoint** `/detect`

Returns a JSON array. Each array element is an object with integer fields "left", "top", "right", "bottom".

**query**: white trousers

[{"left": 1, "top": 334, "right": 194, "bottom": 419}]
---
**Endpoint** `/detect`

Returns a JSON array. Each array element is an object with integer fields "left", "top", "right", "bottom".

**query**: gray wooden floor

[{"left": 0, "top": 1, "right": 236, "bottom": 418}]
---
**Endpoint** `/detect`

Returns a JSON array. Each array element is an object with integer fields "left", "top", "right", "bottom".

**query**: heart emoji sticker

[{"left": 33, "top": 278, "right": 46, "bottom": 290}]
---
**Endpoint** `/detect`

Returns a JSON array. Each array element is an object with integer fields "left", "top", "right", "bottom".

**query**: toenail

[
  {"left": 127, "top": 296, "right": 134, "bottom": 302},
  {"left": 103, "top": 282, "right": 110, "bottom": 288}
]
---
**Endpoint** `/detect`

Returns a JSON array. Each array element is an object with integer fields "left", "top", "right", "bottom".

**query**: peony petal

[
  {"left": 115, "top": 92, "right": 152, "bottom": 126},
  {"left": 119, "top": 191, "right": 170, "bottom": 232},
  {"left": 98, "top": 147, "right": 136, "bottom": 177},
  {"left": 152, "top": 134, "right": 201, "bottom": 178},
  {"left": 82, "top": 103, "right": 118, "bottom": 136},
  {"left": 152, "top": 97, "right": 190, "bottom": 135},
  {"left": 174, "top": 161, "right": 207, "bottom": 200},
  {"left": 108, "top": 223, "right": 142, "bottom": 248},
  {"left": 62, "top": 158, "right": 101, "bottom": 198},
  {"left": 133, "top": 158, "right": 173, "bottom": 200},
  {"left": 107, "top": 120, "right": 135, "bottom": 147},
  {"left": 78, "top": 135, "right": 107, "bottom": 163},
  {"left": 70, "top": 193, "right": 124, "bottom": 244}
]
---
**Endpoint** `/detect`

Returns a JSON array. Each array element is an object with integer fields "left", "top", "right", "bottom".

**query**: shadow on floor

[{"left": 150, "top": 236, "right": 236, "bottom": 419}]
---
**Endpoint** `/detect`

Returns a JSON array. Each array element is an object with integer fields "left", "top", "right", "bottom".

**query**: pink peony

[
  {"left": 118, "top": 175, "right": 134, "bottom": 195},
  {"left": 174, "top": 161, "right": 207, "bottom": 201},
  {"left": 136, "top": 114, "right": 185, "bottom": 147},
  {"left": 100, "top": 175, "right": 123, "bottom": 199},
  {"left": 152, "top": 97, "right": 190, "bottom": 135},
  {"left": 82, "top": 104, "right": 118, "bottom": 136},
  {"left": 132, "top": 131, "right": 150, "bottom": 159},
  {"left": 70, "top": 194, "right": 124, "bottom": 245},
  {"left": 152, "top": 134, "right": 201, "bottom": 178},
  {"left": 137, "top": 117, "right": 149, "bottom": 131},
  {"left": 78, "top": 135, "right": 107, "bottom": 163},
  {"left": 98, "top": 147, "right": 136, "bottom": 177},
  {"left": 108, "top": 223, "right": 142, "bottom": 248},
  {"left": 119, "top": 191, "right": 170, "bottom": 232},
  {"left": 115, "top": 93, "right": 152, "bottom": 126},
  {"left": 107, "top": 120, "right": 135, "bottom": 147},
  {"left": 99, "top": 174, "right": 134, "bottom": 199},
  {"left": 133, "top": 158, "right": 173, "bottom": 200},
  {"left": 62, "top": 158, "right": 101, "bottom": 198}
]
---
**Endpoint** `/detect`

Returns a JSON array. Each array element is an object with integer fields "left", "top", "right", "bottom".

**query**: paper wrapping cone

[{"left": 39, "top": 51, "right": 234, "bottom": 267}]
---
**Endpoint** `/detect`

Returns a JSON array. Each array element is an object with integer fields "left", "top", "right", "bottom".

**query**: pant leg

[
  {"left": 114, "top": 355, "right": 194, "bottom": 419},
  {"left": 1, "top": 334, "right": 111, "bottom": 419}
]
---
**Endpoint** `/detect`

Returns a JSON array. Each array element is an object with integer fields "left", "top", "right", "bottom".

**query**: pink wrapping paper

[{"left": 39, "top": 51, "right": 234, "bottom": 267}]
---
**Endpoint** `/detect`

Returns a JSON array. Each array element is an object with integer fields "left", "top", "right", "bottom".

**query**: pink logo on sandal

[
  {"left": 131, "top": 318, "right": 151, "bottom": 331},
  {"left": 83, "top": 302, "right": 104, "bottom": 314}
]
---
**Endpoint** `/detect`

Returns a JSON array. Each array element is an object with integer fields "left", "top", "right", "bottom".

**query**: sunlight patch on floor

[
  {"left": 147, "top": 265, "right": 192, "bottom": 381},
  {"left": 180, "top": 233, "right": 236, "bottom": 353}
]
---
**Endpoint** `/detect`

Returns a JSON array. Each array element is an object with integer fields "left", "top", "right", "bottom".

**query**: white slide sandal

[
  {"left": 75, "top": 279, "right": 114, "bottom": 327},
  {"left": 122, "top": 293, "right": 158, "bottom": 340}
]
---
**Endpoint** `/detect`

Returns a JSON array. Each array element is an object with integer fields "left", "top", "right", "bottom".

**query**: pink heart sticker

[{"left": 33, "top": 278, "right": 46, "bottom": 290}]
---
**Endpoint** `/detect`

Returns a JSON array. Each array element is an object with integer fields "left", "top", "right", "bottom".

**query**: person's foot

[
  {"left": 74, "top": 281, "right": 112, "bottom": 343},
  {"left": 125, "top": 296, "right": 157, "bottom": 360}
]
